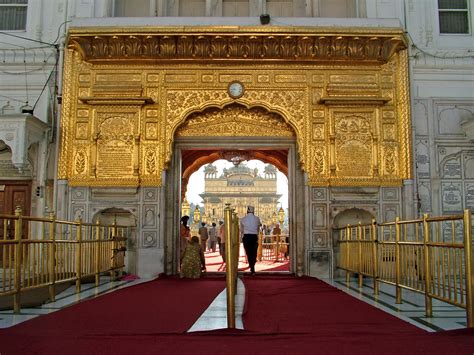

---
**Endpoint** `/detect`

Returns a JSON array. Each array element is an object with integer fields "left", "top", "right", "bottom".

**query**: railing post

[
  {"left": 13, "top": 207, "right": 22, "bottom": 314},
  {"left": 75, "top": 219, "right": 82, "bottom": 293},
  {"left": 371, "top": 219, "right": 379, "bottom": 295},
  {"left": 110, "top": 218, "right": 117, "bottom": 280},
  {"left": 358, "top": 222, "right": 363, "bottom": 288},
  {"left": 395, "top": 217, "right": 402, "bottom": 304},
  {"left": 112, "top": 217, "right": 122, "bottom": 279},
  {"left": 423, "top": 213, "right": 432, "bottom": 318},
  {"left": 257, "top": 232, "right": 262, "bottom": 261},
  {"left": 232, "top": 210, "right": 239, "bottom": 294},
  {"left": 224, "top": 204, "right": 235, "bottom": 328},
  {"left": 345, "top": 225, "right": 350, "bottom": 284},
  {"left": 275, "top": 233, "right": 280, "bottom": 262},
  {"left": 95, "top": 219, "right": 101, "bottom": 287},
  {"left": 463, "top": 209, "right": 473, "bottom": 327},
  {"left": 48, "top": 211, "right": 56, "bottom": 302}
]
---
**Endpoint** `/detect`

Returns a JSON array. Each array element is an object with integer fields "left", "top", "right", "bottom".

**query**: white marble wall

[
  {"left": 306, "top": 184, "right": 411, "bottom": 278},
  {"left": 67, "top": 186, "right": 164, "bottom": 278}
]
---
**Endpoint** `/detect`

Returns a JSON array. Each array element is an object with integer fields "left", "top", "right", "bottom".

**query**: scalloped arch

[{"left": 164, "top": 89, "right": 306, "bottom": 170}]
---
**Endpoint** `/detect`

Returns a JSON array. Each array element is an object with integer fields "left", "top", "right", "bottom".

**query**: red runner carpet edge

[{"left": 0, "top": 277, "right": 226, "bottom": 338}]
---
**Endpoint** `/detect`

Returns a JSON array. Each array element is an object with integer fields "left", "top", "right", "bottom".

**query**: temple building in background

[{"left": 200, "top": 163, "right": 281, "bottom": 226}]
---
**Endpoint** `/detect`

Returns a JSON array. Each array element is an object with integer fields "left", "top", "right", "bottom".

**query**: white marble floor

[{"left": 188, "top": 278, "right": 245, "bottom": 332}]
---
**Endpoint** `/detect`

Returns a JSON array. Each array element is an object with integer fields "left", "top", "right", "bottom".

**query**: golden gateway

[{"left": 59, "top": 25, "right": 411, "bottom": 187}]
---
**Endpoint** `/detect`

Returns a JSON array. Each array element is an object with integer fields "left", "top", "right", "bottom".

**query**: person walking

[
  {"left": 208, "top": 222, "right": 218, "bottom": 252},
  {"left": 198, "top": 222, "right": 209, "bottom": 252},
  {"left": 240, "top": 206, "right": 261, "bottom": 275},
  {"left": 218, "top": 220, "right": 226, "bottom": 263}
]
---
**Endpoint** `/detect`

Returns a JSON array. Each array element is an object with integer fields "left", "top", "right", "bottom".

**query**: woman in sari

[
  {"left": 180, "top": 236, "right": 206, "bottom": 279},
  {"left": 180, "top": 216, "right": 191, "bottom": 263}
]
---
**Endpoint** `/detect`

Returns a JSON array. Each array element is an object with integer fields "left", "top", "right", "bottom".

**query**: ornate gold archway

[
  {"left": 58, "top": 25, "right": 411, "bottom": 188},
  {"left": 176, "top": 103, "right": 295, "bottom": 195}
]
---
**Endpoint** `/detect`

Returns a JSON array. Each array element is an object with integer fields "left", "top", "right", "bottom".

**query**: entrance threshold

[{"left": 204, "top": 245, "right": 290, "bottom": 273}]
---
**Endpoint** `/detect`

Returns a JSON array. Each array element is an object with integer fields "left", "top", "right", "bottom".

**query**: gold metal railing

[
  {"left": 224, "top": 204, "right": 240, "bottom": 328},
  {"left": 0, "top": 207, "right": 129, "bottom": 313},
  {"left": 336, "top": 209, "right": 473, "bottom": 327},
  {"left": 258, "top": 234, "right": 289, "bottom": 262}
]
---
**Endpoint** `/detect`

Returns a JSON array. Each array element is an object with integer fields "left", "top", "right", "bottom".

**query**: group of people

[
  {"left": 198, "top": 221, "right": 225, "bottom": 258},
  {"left": 179, "top": 216, "right": 227, "bottom": 279},
  {"left": 178, "top": 205, "right": 263, "bottom": 278}
]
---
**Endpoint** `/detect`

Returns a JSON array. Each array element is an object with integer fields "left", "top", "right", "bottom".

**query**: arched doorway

[
  {"left": 92, "top": 207, "right": 138, "bottom": 275},
  {"left": 183, "top": 158, "right": 289, "bottom": 273},
  {"left": 163, "top": 104, "right": 306, "bottom": 276},
  {"left": 332, "top": 208, "right": 374, "bottom": 277}
]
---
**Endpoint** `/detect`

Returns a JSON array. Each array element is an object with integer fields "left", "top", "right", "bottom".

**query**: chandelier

[{"left": 219, "top": 150, "right": 254, "bottom": 166}]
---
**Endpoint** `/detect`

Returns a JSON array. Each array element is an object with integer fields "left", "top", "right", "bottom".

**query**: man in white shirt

[{"left": 239, "top": 206, "right": 261, "bottom": 275}]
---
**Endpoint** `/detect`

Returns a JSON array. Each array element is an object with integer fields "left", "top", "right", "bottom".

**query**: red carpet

[
  {"left": 0, "top": 277, "right": 225, "bottom": 348},
  {"left": 243, "top": 275, "right": 425, "bottom": 335},
  {"left": 241, "top": 275, "right": 474, "bottom": 354},
  {"left": 1, "top": 275, "right": 473, "bottom": 354}
]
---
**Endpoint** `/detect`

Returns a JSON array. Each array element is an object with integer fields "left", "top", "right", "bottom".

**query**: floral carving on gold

[
  {"left": 176, "top": 105, "right": 295, "bottom": 137},
  {"left": 74, "top": 150, "right": 86, "bottom": 175}
]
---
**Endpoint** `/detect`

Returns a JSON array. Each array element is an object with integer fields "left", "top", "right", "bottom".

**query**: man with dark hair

[
  {"left": 218, "top": 220, "right": 225, "bottom": 263},
  {"left": 209, "top": 222, "right": 218, "bottom": 252},
  {"left": 240, "top": 206, "right": 261, "bottom": 275}
]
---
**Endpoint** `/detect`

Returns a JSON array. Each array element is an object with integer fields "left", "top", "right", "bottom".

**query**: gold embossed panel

[
  {"left": 59, "top": 26, "right": 411, "bottom": 187},
  {"left": 334, "top": 112, "right": 374, "bottom": 177}
]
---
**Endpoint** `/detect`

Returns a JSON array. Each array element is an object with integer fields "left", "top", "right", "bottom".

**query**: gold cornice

[
  {"left": 68, "top": 27, "right": 407, "bottom": 63},
  {"left": 67, "top": 25, "right": 406, "bottom": 36}
]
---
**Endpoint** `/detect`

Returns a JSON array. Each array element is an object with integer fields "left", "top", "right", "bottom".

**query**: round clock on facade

[{"left": 228, "top": 81, "right": 244, "bottom": 99}]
